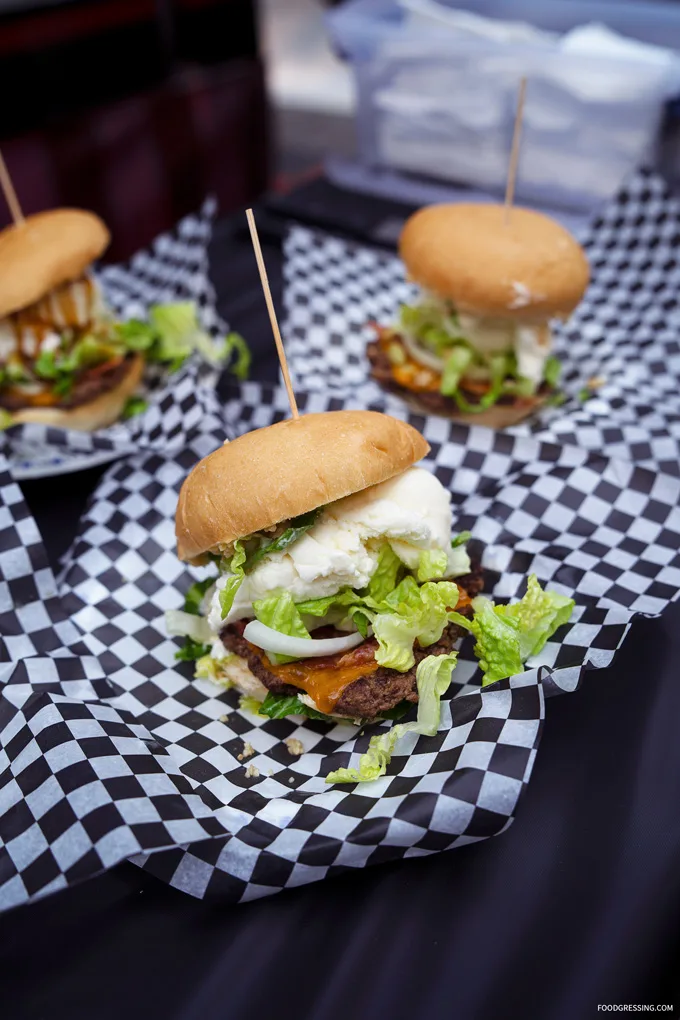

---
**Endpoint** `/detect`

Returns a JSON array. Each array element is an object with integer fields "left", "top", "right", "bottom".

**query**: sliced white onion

[
  {"left": 243, "top": 620, "right": 364, "bottom": 658},
  {"left": 400, "top": 331, "right": 446, "bottom": 372},
  {"left": 165, "top": 609, "right": 212, "bottom": 643}
]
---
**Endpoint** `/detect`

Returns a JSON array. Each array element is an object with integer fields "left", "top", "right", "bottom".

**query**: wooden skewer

[
  {"left": 0, "top": 148, "right": 24, "bottom": 226},
  {"left": 504, "top": 76, "right": 527, "bottom": 225},
  {"left": 246, "top": 207, "right": 299, "bottom": 420}
]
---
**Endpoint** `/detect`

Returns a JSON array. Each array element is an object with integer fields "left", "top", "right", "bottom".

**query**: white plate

[{"left": 8, "top": 443, "right": 122, "bottom": 481}]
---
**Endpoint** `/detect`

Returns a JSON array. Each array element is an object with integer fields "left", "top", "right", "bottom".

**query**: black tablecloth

[{"left": 3, "top": 181, "right": 679, "bottom": 1020}]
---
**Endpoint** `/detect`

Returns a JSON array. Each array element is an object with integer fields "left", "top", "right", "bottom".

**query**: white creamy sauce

[
  {"left": 208, "top": 467, "right": 471, "bottom": 629},
  {"left": 515, "top": 324, "right": 552, "bottom": 386}
]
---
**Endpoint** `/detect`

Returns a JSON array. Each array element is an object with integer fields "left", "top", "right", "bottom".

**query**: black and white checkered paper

[
  {"left": 3, "top": 374, "right": 680, "bottom": 912},
  {"left": 3, "top": 198, "right": 229, "bottom": 473},
  {"left": 283, "top": 169, "right": 680, "bottom": 478}
]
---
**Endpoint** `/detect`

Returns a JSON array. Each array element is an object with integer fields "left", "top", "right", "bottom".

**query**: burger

[
  {"left": 368, "top": 203, "right": 590, "bottom": 427},
  {"left": 168, "top": 410, "right": 574, "bottom": 783},
  {"left": 0, "top": 209, "right": 248, "bottom": 430}
]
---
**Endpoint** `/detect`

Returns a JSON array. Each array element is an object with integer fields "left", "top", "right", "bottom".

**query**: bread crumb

[
  {"left": 587, "top": 375, "right": 605, "bottom": 391},
  {"left": 219, "top": 714, "right": 230, "bottom": 723},
  {"left": 267, "top": 769, "right": 273, "bottom": 777},
  {"left": 245, "top": 764, "right": 259, "bottom": 778},
  {"left": 289, "top": 777, "right": 294, "bottom": 784},
  {"left": 284, "top": 737, "right": 304, "bottom": 756},
  {"left": 240, "top": 741, "right": 255, "bottom": 760}
]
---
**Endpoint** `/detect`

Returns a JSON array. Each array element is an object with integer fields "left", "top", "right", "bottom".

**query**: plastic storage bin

[{"left": 327, "top": 0, "right": 680, "bottom": 212}]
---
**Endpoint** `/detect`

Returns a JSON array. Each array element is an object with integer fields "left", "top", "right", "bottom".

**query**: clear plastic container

[{"left": 327, "top": 0, "right": 680, "bottom": 212}]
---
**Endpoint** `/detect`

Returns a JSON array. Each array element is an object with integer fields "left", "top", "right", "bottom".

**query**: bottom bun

[
  {"left": 399, "top": 389, "right": 550, "bottom": 428},
  {"left": 11, "top": 354, "right": 145, "bottom": 431}
]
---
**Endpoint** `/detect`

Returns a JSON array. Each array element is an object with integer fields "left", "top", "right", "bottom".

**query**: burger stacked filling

[
  {"left": 168, "top": 462, "right": 574, "bottom": 782},
  {"left": 0, "top": 277, "right": 248, "bottom": 420},
  {"left": 368, "top": 293, "right": 560, "bottom": 415}
]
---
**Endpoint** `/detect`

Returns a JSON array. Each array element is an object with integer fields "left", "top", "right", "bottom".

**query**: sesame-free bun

[
  {"left": 0, "top": 209, "right": 110, "bottom": 319},
  {"left": 399, "top": 203, "right": 589, "bottom": 321},
  {"left": 176, "top": 410, "right": 430, "bottom": 563},
  {"left": 10, "top": 353, "right": 144, "bottom": 431}
]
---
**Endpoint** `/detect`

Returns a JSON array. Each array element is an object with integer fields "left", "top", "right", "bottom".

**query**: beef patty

[
  {"left": 367, "top": 340, "right": 550, "bottom": 416},
  {"left": 0, "top": 355, "right": 137, "bottom": 411},
  {"left": 221, "top": 569, "right": 483, "bottom": 719}
]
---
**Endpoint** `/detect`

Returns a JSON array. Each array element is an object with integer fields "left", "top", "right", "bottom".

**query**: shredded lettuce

[
  {"left": 122, "top": 396, "right": 148, "bottom": 420},
  {"left": 175, "top": 638, "right": 211, "bottom": 662},
  {"left": 239, "top": 695, "right": 265, "bottom": 715},
  {"left": 399, "top": 300, "right": 463, "bottom": 354},
  {"left": 245, "top": 507, "right": 323, "bottom": 573},
  {"left": 461, "top": 575, "right": 575, "bottom": 686},
  {"left": 183, "top": 577, "right": 215, "bottom": 615},
  {"left": 252, "top": 591, "right": 310, "bottom": 664},
  {"left": 451, "top": 530, "right": 472, "bottom": 548},
  {"left": 495, "top": 574, "right": 575, "bottom": 660},
  {"left": 111, "top": 302, "right": 250, "bottom": 376},
  {"left": 417, "top": 549, "right": 448, "bottom": 582},
  {"left": 0, "top": 408, "right": 13, "bottom": 430},
  {"left": 466, "top": 597, "right": 523, "bottom": 686},
  {"left": 195, "top": 652, "right": 235, "bottom": 680},
  {"left": 326, "top": 651, "right": 459, "bottom": 783},
  {"left": 258, "top": 692, "right": 330, "bottom": 721},
  {"left": 544, "top": 355, "right": 562, "bottom": 389},
  {"left": 441, "top": 347, "right": 473, "bottom": 396},
  {"left": 372, "top": 577, "right": 460, "bottom": 671},
  {"left": 222, "top": 332, "right": 251, "bottom": 380},
  {"left": 219, "top": 541, "right": 247, "bottom": 619},
  {"left": 367, "top": 544, "right": 404, "bottom": 601}
]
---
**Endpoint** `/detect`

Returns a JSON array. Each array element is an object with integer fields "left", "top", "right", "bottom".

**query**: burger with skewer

[
  {"left": 167, "top": 410, "right": 574, "bottom": 783},
  {"left": 368, "top": 203, "right": 589, "bottom": 427},
  {"left": 0, "top": 209, "right": 248, "bottom": 430}
]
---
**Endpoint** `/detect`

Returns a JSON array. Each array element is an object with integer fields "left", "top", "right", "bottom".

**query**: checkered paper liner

[
  {"left": 2, "top": 198, "right": 229, "bottom": 468},
  {"left": 283, "top": 169, "right": 680, "bottom": 478},
  {"left": 3, "top": 383, "right": 680, "bottom": 912}
]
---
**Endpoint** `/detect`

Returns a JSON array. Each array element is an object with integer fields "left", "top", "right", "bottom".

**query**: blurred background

[{"left": 3, "top": 0, "right": 680, "bottom": 258}]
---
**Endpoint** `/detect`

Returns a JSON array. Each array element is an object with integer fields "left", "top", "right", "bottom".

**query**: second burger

[{"left": 368, "top": 203, "right": 589, "bottom": 427}]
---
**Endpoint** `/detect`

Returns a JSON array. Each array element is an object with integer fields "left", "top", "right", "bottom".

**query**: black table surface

[{"left": 4, "top": 180, "right": 680, "bottom": 1020}]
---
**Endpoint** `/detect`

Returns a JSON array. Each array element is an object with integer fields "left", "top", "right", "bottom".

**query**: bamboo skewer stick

[
  {"left": 246, "top": 208, "right": 299, "bottom": 420},
  {"left": 504, "top": 76, "right": 527, "bottom": 225},
  {"left": 0, "top": 149, "right": 24, "bottom": 226}
]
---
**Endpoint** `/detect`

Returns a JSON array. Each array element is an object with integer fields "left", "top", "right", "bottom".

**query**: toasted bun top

[
  {"left": 176, "top": 410, "right": 430, "bottom": 562},
  {"left": 0, "top": 209, "right": 110, "bottom": 318},
  {"left": 399, "top": 203, "right": 589, "bottom": 321}
]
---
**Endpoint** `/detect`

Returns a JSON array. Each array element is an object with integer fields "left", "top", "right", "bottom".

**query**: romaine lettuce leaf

[
  {"left": 326, "top": 651, "right": 459, "bottom": 783},
  {"left": 258, "top": 692, "right": 330, "bottom": 721},
  {"left": 252, "top": 590, "right": 310, "bottom": 664},
  {"left": 246, "top": 507, "right": 323, "bottom": 572},
  {"left": 122, "top": 396, "right": 148, "bottom": 420},
  {"left": 175, "top": 638, "right": 211, "bottom": 662},
  {"left": 372, "top": 578, "right": 460, "bottom": 670},
  {"left": 495, "top": 574, "right": 575, "bottom": 660},
  {"left": 543, "top": 355, "right": 562, "bottom": 388},
  {"left": 417, "top": 548, "right": 448, "bottom": 582},
  {"left": 195, "top": 651, "right": 235, "bottom": 680},
  {"left": 467, "top": 596, "right": 523, "bottom": 686},
  {"left": 219, "top": 541, "right": 247, "bottom": 619},
  {"left": 466, "top": 575, "right": 575, "bottom": 685},
  {"left": 441, "top": 347, "right": 473, "bottom": 396},
  {"left": 367, "top": 544, "right": 404, "bottom": 602},
  {"left": 183, "top": 576, "right": 215, "bottom": 615}
]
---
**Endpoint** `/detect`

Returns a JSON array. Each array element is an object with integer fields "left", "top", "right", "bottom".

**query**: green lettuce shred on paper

[
  {"left": 461, "top": 575, "right": 575, "bottom": 686},
  {"left": 326, "top": 652, "right": 459, "bottom": 784}
]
